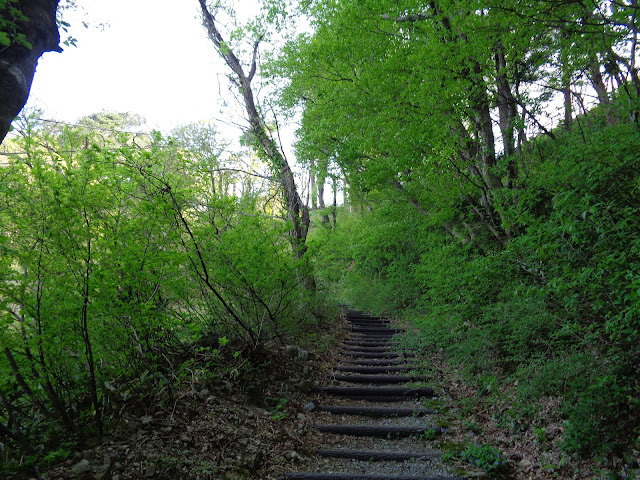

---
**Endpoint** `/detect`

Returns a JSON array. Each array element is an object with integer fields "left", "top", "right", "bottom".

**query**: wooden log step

[
  {"left": 341, "top": 352, "right": 415, "bottom": 358},
  {"left": 336, "top": 365, "right": 413, "bottom": 373},
  {"left": 345, "top": 313, "right": 384, "bottom": 319},
  {"left": 342, "top": 344, "right": 395, "bottom": 349},
  {"left": 347, "top": 321, "right": 391, "bottom": 326},
  {"left": 313, "top": 386, "right": 434, "bottom": 398},
  {"left": 347, "top": 318, "right": 391, "bottom": 325},
  {"left": 347, "top": 317, "right": 391, "bottom": 323},
  {"left": 334, "top": 374, "right": 426, "bottom": 384},
  {"left": 346, "top": 318, "right": 388, "bottom": 323},
  {"left": 348, "top": 324, "right": 392, "bottom": 329},
  {"left": 336, "top": 395, "right": 430, "bottom": 402},
  {"left": 316, "top": 448, "right": 439, "bottom": 461},
  {"left": 349, "top": 333, "right": 396, "bottom": 337},
  {"left": 348, "top": 327, "right": 395, "bottom": 331},
  {"left": 342, "top": 358, "right": 410, "bottom": 366},
  {"left": 347, "top": 317, "right": 390, "bottom": 322},
  {"left": 279, "top": 474, "right": 462, "bottom": 480},
  {"left": 350, "top": 327, "right": 405, "bottom": 334},
  {"left": 342, "top": 346, "right": 394, "bottom": 353},
  {"left": 341, "top": 352, "right": 400, "bottom": 359},
  {"left": 318, "top": 405, "right": 434, "bottom": 417},
  {"left": 347, "top": 334, "right": 397, "bottom": 340},
  {"left": 313, "top": 424, "right": 437, "bottom": 437},
  {"left": 351, "top": 334, "right": 399, "bottom": 339}
]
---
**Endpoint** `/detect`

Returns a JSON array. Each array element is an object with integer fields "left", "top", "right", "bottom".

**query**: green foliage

[
  {"left": 0, "top": 0, "right": 32, "bottom": 49},
  {"left": 442, "top": 442, "right": 509, "bottom": 476},
  {"left": 310, "top": 113, "right": 640, "bottom": 460},
  {"left": 0, "top": 114, "right": 322, "bottom": 472},
  {"left": 268, "top": 397, "right": 289, "bottom": 421},
  {"left": 459, "top": 444, "right": 509, "bottom": 475},
  {"left": 270, "top": 0, "right": 640, "bottom": 469}
]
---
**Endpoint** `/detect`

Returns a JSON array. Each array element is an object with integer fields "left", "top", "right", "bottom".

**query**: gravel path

[{"left": 278, "top": 309, "right": 463, "bottom": 480}]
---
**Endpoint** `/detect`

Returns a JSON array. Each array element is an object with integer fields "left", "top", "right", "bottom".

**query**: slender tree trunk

[
  {"left": 469, "top": 66, "right": 502, "bottom": 192},
  {"left": 494, "top": 43, "right": 518, "bottom": 188},
  {"left": 3, "top": 347, "right": 53, "bottom": 419},
  {"left": 588, "top": 54, "right": 616, "bottom": 125},
  {"left": 495, "top": 44, "right": 517, "bottom": 157},
  {"left": 198, "top": 0, "right": 311, "bottom": 260},
  {"left": 0, "top": 386, "right": 31, "bottom": 450},
  {"left": 316, "top": 157, "right": 330, "bottom": 223},
  {"left": 81, "top": 211, "right": 102, "bottom": 435},
  {"left": 310, "top": 159, "right": 317, "bottom": 210},
  {"left": 561, "top": 54, "right": 573, "bottom": 130},
  {"left": 429, "top": 1, "right": 502, "bottom": 194},
  {"left": 331, "top": 176, "right": 338, "bottom": 229}
]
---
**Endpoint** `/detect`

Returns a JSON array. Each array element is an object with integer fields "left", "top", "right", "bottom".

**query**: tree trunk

[
  {"left": 310, "top": 158, "right": 317, "bottom": 210},
  {"left": 81, "top": 211, "right": 102, "bottom": 435},
  {"left": 198, "top": 0, "right": 311, "bottom": 259},
  {"left": 588, "top": 54, "right": 616, "bottom": 126},
  {"left": 317, "top": 159, "right": 330, "bottom": 224},
  {"left": 561, "top": 46, "right": 573, "bottom": 130},
  {"left": 0, "top": 0, "right": 62, "bottom": 143},
  {"left": 331, "top": 176, "right": 338, "bottom": 228},
  {"left": 494, "top": 43, "right": 518, "bottom": 187},
  {"left": 469, "top": 62, "right": 502, "bottom": 192}
]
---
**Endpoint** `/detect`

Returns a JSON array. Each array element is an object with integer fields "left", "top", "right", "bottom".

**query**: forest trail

[{"left": 278, "top": 309, "right": 463, "bottom": 480}]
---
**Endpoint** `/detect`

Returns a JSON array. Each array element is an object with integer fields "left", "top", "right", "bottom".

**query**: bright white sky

[
  {"left": 21, "top": 0, "right": 328, "bottom": 203},
  {"left": 26, "top": 0, "right": 282, "bottom": 138}
]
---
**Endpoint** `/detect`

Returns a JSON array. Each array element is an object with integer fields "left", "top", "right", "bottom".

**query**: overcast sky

[{"left": 26, "top": 0, "right": 278, "bottom": 137}]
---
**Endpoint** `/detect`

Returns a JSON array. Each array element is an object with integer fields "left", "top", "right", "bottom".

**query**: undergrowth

[{"left": 308, "top": 116, "right": 640, "bottom": 464}]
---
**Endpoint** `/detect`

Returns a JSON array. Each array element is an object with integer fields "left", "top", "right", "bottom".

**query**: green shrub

[{"left": 460, "top": 444, "right": 509, "bottom": 475}]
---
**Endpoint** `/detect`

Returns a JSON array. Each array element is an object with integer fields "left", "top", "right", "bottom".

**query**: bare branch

[
  {"left": 198, "top": 0, "right": 246, "bottom": 79},
  {"left": 210, "top": 167, "right": 276, "bottom": 181},
  {"left": 248, "top": 39, "right": 261, "bottom": 82}
]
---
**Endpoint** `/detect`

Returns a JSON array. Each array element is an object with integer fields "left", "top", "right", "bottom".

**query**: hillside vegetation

[
  {"left": 0, "top": 113, "right": 331, "bottom": 477},
  {"left": 272, "top": 0, "right": 640, "bottom": 471},
  {"left": 309, "top": 117, "right": 640, "bottom": 462}
]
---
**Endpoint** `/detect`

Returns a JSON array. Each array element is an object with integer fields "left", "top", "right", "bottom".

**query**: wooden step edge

[
  {"left": 342, "top": 347, "right": 396, "bottom": 352},
  {"left": 347, "top": 322, "right": 392, "bottom": 326},
  {"left": 341, "top": 359, "right": 413, "bottom": 366},
  {"left": 348, "top": 328, "right": 405, "bottom": 333},
  {"left": 279, "top": 474, "right": 463, "bottom": 480},
  {"left": 317, "top": 405, "right": 435, "bottom": 416},
  {"left": 346, "top": 319, "right": 390, "bottom": 323},
  {"left": 313, "top": 386, "right": 434, "bottom": 396},
  {"left": 279, "top": 475, "right": 463, "bottom": 480},
  {"left": 334, "top": 395, "right": 432, "bottom": 402},
  {"left": 334, "top": 374, "right": 427, "bottom": 384},
  {"left": 315, "top": 448, "right": 440, "bottom": 462},
  {"left": 340, "top": 352, "right": 416, "bottom": 358},
  {"left": 336, "top": 366, "right": 413, "bottom": 373},
  {"left": 349, "top": 335, "right": 401, "bottom": 340},
  {"left": 312, "top": 424, "right": 439, "bottom": 437}
]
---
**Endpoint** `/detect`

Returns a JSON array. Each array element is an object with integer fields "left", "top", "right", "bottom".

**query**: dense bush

[{"left": 0, "top": 119, "right": 320, "bottom": 474}]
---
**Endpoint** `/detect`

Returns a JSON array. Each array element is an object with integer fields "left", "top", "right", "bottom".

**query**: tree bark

[
  {"left": 81, "top": 210, "right": 102, "bottom": 435},
  {"left": 0, "top": 0, "right": 62, "bottom": 143},
  {"left": 331, "top": 175, "right": 338, "bottom": 228},
  {"left": 494, "top": 43, "right": 518, "bottom": 187},
  {"left": 317, "top": 161, "right": 329, "bottom": 224},
  {"left": 588, "top": 53, "right": 616, "bottom": 126},
  {"left": 310, "top": 158, "right": 317, "bottom": 209}
]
